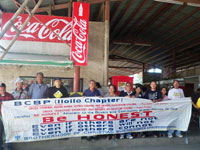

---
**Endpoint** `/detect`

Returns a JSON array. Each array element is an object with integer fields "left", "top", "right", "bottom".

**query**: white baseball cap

[{"left": 15, "top": 78, "right": 24, "bottom": 84}]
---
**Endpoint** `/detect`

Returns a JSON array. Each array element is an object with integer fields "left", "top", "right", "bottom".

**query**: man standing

[
  {"left": 11, "top": 78, "right": 28, "bottom": 100},
  {"left": 47, "top": 78, "right": 69, "bottom": 98},
  {"left": 28, "top": 72, "right": 48, "bottom": 99},
  {"left": 0, "top": 83, "right": 14, "bottom": 150},
  {"left": 144, "top": 81, "right": 162, "bottom": 102},
  {"left": 83, "top": 80, "right": 100, "bottom": 141},
  {"left": 119, "top": 82, "right": 134, "bottom": 98},
  {"left": 119, "top": 82, "right": 134, "bottom": 139},
  {"left": 83, "top": 80, "right": 100, "bottom": 97},
  {"left": 144, "top": 81, "right": 162, "bottom": 138},
  {"left": 168, "top": 80, "right": 184, "bottom": 138}
]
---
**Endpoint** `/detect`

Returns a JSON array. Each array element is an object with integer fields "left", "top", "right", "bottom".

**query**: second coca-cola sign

[
  {"left": 1, "top": 13, "right": 72, "bottom": 43},
  {"left": 71, "top": 2, "right": 89, "bottom": 66}
]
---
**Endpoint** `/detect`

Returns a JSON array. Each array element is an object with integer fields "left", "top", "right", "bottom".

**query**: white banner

[{"left": 1, "top": 97, "right": 191, "bottom": 143}]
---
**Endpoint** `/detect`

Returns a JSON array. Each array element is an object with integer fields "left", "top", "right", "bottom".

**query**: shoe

[
  {"left": 127, "top": 135, "right": 133, "bottom": 139},
  {"left": 153, "top": 134, "right": 158, "bottom": 138},
  {"left": 168, "top": 134, "right": 173, "bottom": 138},
  {"left": 93, "top": 136, "right": 98, "bottom": 140},
  {"left": 86, "top": 136, "right": 92, "bottom": 141},
  {"left": 120, "top": 135, "right": 124, "bottom": 139},
  {"left": 176, "top": 134, "right": 183, "bottom": 138},
  {"left": 112, "top": 135, "right": 115, "bottom": 140},
  {"left": 141, "top": 134, "right": 146, "bottom": 138},
  {"left": 106, "top": 136, "right": 110, "bottom": 140}
]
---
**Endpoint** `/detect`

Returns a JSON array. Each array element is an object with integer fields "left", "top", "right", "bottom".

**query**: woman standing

[
  {"left": 105, "top": 85, "right": 117, "bottom": 140},
  {"left": 161, "top": 87, "right": 168, "bottom": 101},
  {"left": 132, "top": 86, "right": 143, "bottom": 98},
  {"left": 133, "top": 86, "right": 145, "bottom": 138}
]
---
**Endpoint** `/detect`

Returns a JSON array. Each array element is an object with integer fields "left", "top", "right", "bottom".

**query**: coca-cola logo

[
  {"left": 2, "top": 14, "right": 72, "bottom": 42},
  {"left": 71, "top": 16, "right": 87, "bottom": 64}
]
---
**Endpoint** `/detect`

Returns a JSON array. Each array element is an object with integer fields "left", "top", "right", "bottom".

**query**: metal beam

[
  {"left": 112, "top": 39, "right": 153, "bottom": 46},
  {"left": 110, "top": 67, "right": 136, "bottom": 74},
  {"left": 109, "top": 55, "right": 146, "bottom": 66},
  {"left": 175, "top": 0, "right": 200, "bottom": 4},
  {"left": 109, "top": 66, "right": 142, "bottom": 69}
]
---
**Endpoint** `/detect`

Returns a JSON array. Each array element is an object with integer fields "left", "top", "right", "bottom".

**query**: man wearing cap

[
  {"left": 28, "top": 72, "right": 48, "bottom": 99},
  {"left": 47, "top": 78, "right": 69, "bottom": 98},
  {"left": 0, "top": 83, "right": 13, "bottom": 150},
  {"left": 11, "top": 78, "right": 28, "bottom": 100}
]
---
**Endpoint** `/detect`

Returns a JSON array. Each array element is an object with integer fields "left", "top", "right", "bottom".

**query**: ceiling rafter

[
  {"left": 110, "top": 45, "right": 135, "bottom": 56},
  {"left": 110, "top": 0, "right": 135, "bottom": 34},
  {"left": 168, "top": 24, "right": 200, "bottom": 45},
  {"left": 163, "top": 16, "right": 200, "bottom": 41},
  {"left": 118, "top": 1, "right": 158, "bottom": 38},
  {"left": 142, "top": 5, "right": 186, "bottom": 39},
  {"left": 97, "top": 3, "right": 104, "bottom": 21},
  {"left": 110, "top": 0, "right": 122, "bottom": 21},
  {"left": 122, "top": 46, "right": 146, "bottom": 58},
  {"left": 135, "top": 3, "right": 172, "bottom": 36},
  {"left": 144, "top": 38, "right": 200, "bottom": 66},
  {"left": 156, "top": 7, "right": 200, "bottom": 40},
  {"left": 113, "top": 0, "right": 148, "bottom": 39},
  {"left": 162, "top": 49, "right": 200, "bottom": 67}
]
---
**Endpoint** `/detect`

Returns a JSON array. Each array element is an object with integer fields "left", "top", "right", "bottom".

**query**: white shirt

[{"left": 168, "top": 88, "right": 185, "bottom": 100}]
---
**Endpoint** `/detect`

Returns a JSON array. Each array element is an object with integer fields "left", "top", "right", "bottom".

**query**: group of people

[
  {"left": 0, "top": 72, "right": 200, "bottom": 149},
  {"left": 84, "top": 80, "right": 191, "bottom": 140},
  {"left": 0, "top": 72, "right": 70, "bottom": 150}
]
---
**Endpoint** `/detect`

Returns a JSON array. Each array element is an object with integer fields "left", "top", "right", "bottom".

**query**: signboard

[
  {"left": 70, "top": 2, "right": 90, "bottom": 66},
  {"left": 1, "top": 13, "right": 72, "bottom": 43},
  {"left": 112, "top": 76, "right": 134, "bottom": 95},
  {"left": 2, "top": 97, "right": 191, "bottom": 143}
]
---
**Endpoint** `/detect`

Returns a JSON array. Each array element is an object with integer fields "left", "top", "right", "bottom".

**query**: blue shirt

[
  {"left": 83, "top": 88, "right": 100, "bottom": 97},
  {"left": 28, "top": 83, "right": 48, "bottom": 99}
]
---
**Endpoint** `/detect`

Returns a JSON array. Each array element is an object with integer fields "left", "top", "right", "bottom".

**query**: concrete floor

[{"left": 10, "top": 128, "right": 200, "bottom": 150}]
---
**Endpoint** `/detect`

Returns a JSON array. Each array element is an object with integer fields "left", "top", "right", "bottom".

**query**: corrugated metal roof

[{"left": 0, "top": 0, "right": 199, "bottom": 76}]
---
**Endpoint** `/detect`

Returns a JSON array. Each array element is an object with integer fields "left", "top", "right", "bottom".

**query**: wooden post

[
  {"left": 74, "top": 66, "right": 80, "bottom": 92},
  {"left": 103, "top": 0, "right": 110, "bottom": 86},
  {"left": 68, "top": 0, "right": 72, "bottom": 17}
]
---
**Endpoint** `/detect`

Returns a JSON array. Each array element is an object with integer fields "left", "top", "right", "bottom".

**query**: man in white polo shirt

[{"left": 168, "top": 80, "right": 185, "bottom": 138}]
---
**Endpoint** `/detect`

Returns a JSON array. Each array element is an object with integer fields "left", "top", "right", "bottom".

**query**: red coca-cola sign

[
  {"left": 1, "top": 13, "right": 72, "bottom": 43},
  {"left": 71, "top": 2, "right": 90, "bottom": 66}
]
